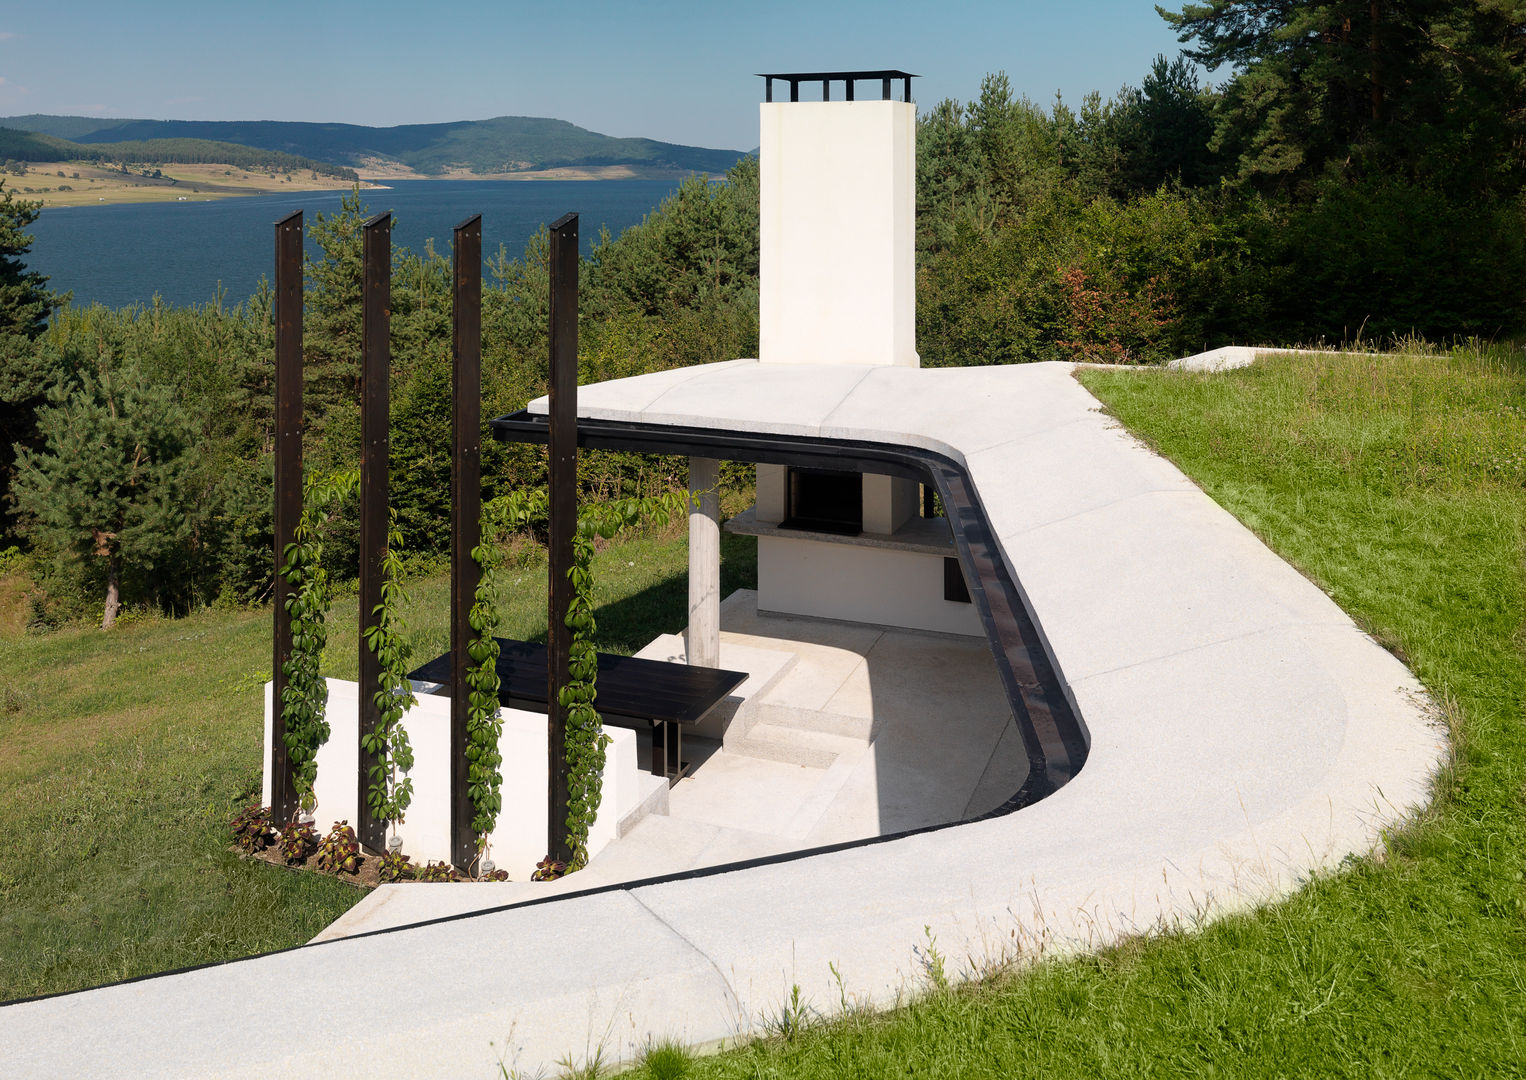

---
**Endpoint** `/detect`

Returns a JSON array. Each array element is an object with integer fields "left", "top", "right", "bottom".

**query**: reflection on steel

[
  {"left": 546, "top": 211, "right": 579, "bottom": 865},
  {"left": 450, "top": 214, "right": 483, "bottom": 871},
  {"left": 357, "top": 212, "right": 391, "bottom": 855},
  {"left": 758, "top": 69, "right": 917, "bottom": 104},
  {"left": 489, "top": 412, "right": 1089, "bottom": 808},
  {"left": 270, "top": 210, "right": 303, "bottom": 825}
]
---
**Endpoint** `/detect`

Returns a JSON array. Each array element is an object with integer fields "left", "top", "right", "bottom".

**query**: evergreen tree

[
  {"left": 1161, "top": 0, "right": 1526, "bottom": 194},
  {"left": 0, "top": 177, "right": 64, "bottom": 542},
  {"left": 12, "top": 358, "right": 194, "bottom": 628},
  {"left": 1113, "top": 54, "right": 1220, "bottom": 190},
  {"left": 0, "top": 178, "right": 57, "bottom": 344},
  {"left": 302, "top": 184, "right": 368, "bottom": 453}
]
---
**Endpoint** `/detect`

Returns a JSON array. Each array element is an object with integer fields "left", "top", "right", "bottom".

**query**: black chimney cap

[{"left": 757, "top": 70, "right": 918, "bottom": 103}]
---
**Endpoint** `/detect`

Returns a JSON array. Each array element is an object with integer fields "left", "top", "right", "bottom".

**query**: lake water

[{"left": 26, "top": 178, "right": 683, "bottom": 310}]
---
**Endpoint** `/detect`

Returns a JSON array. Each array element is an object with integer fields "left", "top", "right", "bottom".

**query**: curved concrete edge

[
  {"left": 1, "top": 360, "right": 1447, "bottom": 1080},
  {"left": 1165, "top": 345, "right": 1380, "bottom": 372}
]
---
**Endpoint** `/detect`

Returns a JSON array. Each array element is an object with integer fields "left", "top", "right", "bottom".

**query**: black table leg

[{"left": 650, "top": 721, "right": 687, "bottom": 786}]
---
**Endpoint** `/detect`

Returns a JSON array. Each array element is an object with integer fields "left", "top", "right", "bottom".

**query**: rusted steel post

[
  {"left": 451, "top": 214, "right": 483, "bottom": 871},
  {"left": 271, "top": 210, "right": 303, "bottom": 824},
  {"left": 546, "top": 211, "right": 578, "bottom": 865},
  {"left": 357, "top": 212, "right": 391, "bottom": 854}
]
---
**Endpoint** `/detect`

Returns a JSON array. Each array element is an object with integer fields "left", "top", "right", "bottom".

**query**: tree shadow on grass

[{"left": 592, "top": 530, "right": 757, "bottom": 655}]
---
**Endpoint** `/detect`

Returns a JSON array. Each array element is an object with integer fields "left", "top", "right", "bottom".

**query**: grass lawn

[
  {"left": 0, "top": 516, "right": 756, "bottom": 1003},
  {"left": 615, "top": 345, "right": 1526, "bottom": 1078}
]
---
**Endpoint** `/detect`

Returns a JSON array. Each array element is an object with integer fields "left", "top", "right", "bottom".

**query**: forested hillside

[
  {"left": 0, "top": 114, "right": 746, "bottom": 177},
  {"left": 0, "top": 0, "right": 1522, "bottom": 628},
  {"left": 0, "top": 126, "right": 358, "bottom": 179}
]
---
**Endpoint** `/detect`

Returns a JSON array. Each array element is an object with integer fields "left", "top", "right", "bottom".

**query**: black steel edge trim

[{"left": 492, "top": 410, "right": 1089, "bottom": 798}]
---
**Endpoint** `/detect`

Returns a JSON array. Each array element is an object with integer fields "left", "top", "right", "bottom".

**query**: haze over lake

[{"left": 27, "top": 179, "right": 683, "bottom": 310}]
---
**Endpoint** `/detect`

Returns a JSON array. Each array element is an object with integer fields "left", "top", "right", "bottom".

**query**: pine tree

[
  {"left": 0, "top": 178, "right": 57, "bottom": 344},
  {"left": 12, "top": 358, "right": 194, "bottom": 628},
  {"left": 303, "top": 184, "right": 368, "bottom": 439},
  {"left": 1160, "top": 0, "right": 1526, "bottom": 195},
  {"left": 0, "top": 178, "right": 65, "bottom": 540}
]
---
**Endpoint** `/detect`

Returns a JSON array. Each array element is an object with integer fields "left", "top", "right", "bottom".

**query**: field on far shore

[
  {"left": 6, "top": 158, "right": 718, "bottom": 209},
  {"left": 353, "top": 159, "right": 727, "bottom": 182},
  {"left": 6, "top": 161, "right": 381, "bottom": 208}
]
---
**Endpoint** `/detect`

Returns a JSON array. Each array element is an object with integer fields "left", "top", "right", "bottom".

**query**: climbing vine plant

[
  {"left": 564, "top": 491, "right": 690, "bottom": 869},
  {"left": 361, "top": 512, "right": 416, "bottom": 829},
  {"left": 279, "top": 469, "right": 359, "bottom": 813},
  {"left": 479, "top": 488, "right": 692, "bottom": 871},
  {"left": 463, "top": 490, "right": 546, "bottom": 863}
]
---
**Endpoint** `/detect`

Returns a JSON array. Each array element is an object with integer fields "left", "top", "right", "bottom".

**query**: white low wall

[
  {"left": 758, "top": 534, "right": 983, "bottom": 637},
  {"left": 262, "top": 679, "right": 637, "bottom": 879}
]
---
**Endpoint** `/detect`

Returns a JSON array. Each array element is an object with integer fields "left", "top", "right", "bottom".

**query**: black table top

[{"left": 408, "top": 639, "right": 748, "bottom": 727}]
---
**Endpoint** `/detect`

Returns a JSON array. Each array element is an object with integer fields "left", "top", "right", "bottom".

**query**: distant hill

[
  {"left": 0, "top": 114, "right": 747, "bottom": 177},
  {"left": 0, "top": 126, "right": 358, "bottom": 179}
]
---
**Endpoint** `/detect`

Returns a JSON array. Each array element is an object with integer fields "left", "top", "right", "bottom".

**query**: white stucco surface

[
  {"left": 4, "top": 360, "right": 1444, "bottom": 1079},
  {"left": 260, "top": 678, "right": 640, "bottom": 879},
  {"left": 759, "top": 100, "right": 918, "bottom": 367}
]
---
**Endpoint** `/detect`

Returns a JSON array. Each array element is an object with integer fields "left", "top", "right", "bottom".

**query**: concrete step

[
  {"left": 632, "top": 633, "right": 799, "bottom": 742},
  {"left": 723, "top": 722, "right": 864, "bottom": 769},
  {"left": 751, "top": 701, "right": 877, "bottom": 743},
  {"left": 617, "top": 770, "right": 669, "bottom": 838}
]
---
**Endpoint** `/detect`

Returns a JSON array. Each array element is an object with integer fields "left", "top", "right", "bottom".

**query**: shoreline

[{"left": 25, "top": 164, "right": 721, "bottom": 210}]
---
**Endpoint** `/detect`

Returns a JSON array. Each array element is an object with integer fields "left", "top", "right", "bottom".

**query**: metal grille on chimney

[{"left": 756, "top": 69, "right": 918, "bottom": 103}]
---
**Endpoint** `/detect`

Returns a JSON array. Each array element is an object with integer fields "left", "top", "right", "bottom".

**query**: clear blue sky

[{"left": 0, "top": 1, "right": 1197, "bottom": 151}]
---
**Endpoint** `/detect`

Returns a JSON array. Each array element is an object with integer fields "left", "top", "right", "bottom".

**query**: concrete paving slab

[
  {"left": 528, "top": 357, "right": 752, "bottom": 415},
  {"left": 4, "top": 891, "right": 738, "bottom": 1080},
  {"left": 962, "top": 720, "right": 1031, "bottom": 818},
  {"left": 667, "top": 748, "right": 835, "bottom": 832},
  {"left": 994, "top": 488, "right": 1355, "bottom": 682},
  {"left": 816, "top": 363, "right": 1088, "bottom": 457},
  {"left": 961, "top": 410, "right": 1199, "bottom": 535}
]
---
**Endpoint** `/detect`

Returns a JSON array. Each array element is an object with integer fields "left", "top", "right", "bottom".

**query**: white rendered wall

[
  {"left": 263, "top": 680, "right": 637, "bottom": 879},
  {"left": 755, "top": 463, "right": 787, "bottom": 524},
  {"left": 862, "top": 474, "right": 917, "bottom": 535},
  {"left": 758, "top": 100, "right": 918, "bottom": 367},
  {"left": 757, "top": 536, "right": 981, "bottom": 637}
]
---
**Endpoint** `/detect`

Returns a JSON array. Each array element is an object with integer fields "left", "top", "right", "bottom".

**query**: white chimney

[{"left": 757, "top": 71, "right": 919, "bottom": 367}]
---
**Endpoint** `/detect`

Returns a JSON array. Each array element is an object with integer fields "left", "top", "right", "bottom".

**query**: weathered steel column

[
  {"left": 270, "top": 210, "right": 303, "bottom": 824},
  {"left": 546, "top": 211, "right": 578, "bottom": 865},
  {"left": 450, "top": 214, "right": 483, "bottom": 871},
  {"left": 357, "top": 212, "right": 391, "bottom": 854},
  {"left": 686, "top": 457, "right": 721, "bottom": 668}
]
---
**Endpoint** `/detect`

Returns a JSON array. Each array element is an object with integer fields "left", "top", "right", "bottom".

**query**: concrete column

[{"left": 687, "top": 456, "right": 721, "bottom": 668}]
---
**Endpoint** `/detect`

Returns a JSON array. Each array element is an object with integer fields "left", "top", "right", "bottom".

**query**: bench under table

[{"left": 409, "top": 639, "right": 748, "bottom": 784}]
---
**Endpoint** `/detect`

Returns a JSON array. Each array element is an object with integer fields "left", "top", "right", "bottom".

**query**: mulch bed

[
  {"left": 232, "top": 845, "right": 509, "bottom": 889},
  {"left": 235, "top": 843, "right": 383, "bottom": 888}
]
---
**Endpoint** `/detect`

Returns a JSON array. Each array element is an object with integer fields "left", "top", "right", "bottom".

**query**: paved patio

[
  {"left": 0, "top": 359, "right": 1445, "bottom": 1080},
  {"left": 314, "top": 589, "right": 1025, "bottom": 940}
]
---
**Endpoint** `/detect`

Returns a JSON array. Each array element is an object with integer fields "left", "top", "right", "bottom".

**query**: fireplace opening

[{"left": 782, "top": 467, "right": 862, "bottom": 535}]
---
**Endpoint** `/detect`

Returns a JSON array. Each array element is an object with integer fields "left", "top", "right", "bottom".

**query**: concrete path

[{"left": 1, "top": 361, "right": 1445, "bottom": 1079}]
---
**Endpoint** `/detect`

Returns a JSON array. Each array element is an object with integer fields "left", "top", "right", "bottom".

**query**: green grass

[
  {"left": 614, "top": 345, "right": 1526, "bottom": 1078},
  {"left": 0, "top": 518, "right": 756, "bottom": 1002}
]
